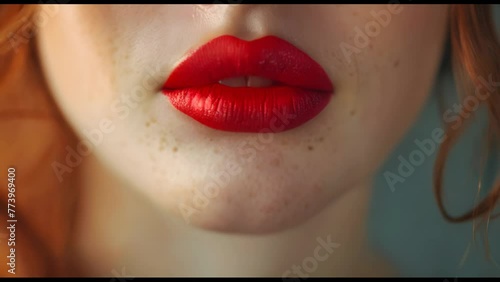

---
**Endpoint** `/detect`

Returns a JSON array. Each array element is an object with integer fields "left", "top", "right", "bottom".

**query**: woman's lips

[{"left": 162, "top": 35, "right": 334, "bottom": 133}]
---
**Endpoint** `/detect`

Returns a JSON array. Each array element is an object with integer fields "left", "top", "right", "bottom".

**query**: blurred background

[{"left": 369, "top": 4, "right": 500, "bottom": 277}]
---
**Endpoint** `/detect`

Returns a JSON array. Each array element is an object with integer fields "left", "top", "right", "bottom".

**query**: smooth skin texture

[{"left": 36, "top": 5, "right": 449, "bottom": 276}]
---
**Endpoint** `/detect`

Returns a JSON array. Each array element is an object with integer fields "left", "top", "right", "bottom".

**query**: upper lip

[{"left": 163, "top": 35, "right": 333, "bottom": 92}]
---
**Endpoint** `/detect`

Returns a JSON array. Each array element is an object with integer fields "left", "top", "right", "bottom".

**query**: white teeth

[
  {"left": 218, "top": 76, "right": 274, "bottom": 88},
  {"left": 219, "top": 77, "right": 247, "bottom": 87},
  {"left": 247, "top": 76, "right": 273, "bottom": 87}
]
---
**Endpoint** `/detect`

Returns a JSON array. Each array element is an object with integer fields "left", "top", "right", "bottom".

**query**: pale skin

[{"left": 35, "top": 4, "right": 449, "bottom": 276}]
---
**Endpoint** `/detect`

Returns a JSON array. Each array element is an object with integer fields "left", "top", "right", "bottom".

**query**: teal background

[{"left": 369, "top": 5, "right": 500, "bottom": 277}]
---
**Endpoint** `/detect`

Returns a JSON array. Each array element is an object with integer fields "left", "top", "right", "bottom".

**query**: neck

[{"left": 72, "top": 154, "right": 392, "bottom": 277}]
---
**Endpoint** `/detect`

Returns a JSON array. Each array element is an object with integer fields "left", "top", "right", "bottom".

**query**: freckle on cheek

[
  {"left": 158, "top": 135, "right": 168, "bottom": 152},
  {"left": 314, "top": 136, "right": 324, "bottom": 143},
  {"left": 145, "top": 117, "right": 157, "bottom": 128}
]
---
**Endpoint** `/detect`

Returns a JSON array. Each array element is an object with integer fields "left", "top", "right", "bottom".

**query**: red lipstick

[{"left": 162, "top": 35, "right": 334, "bottom": 133}]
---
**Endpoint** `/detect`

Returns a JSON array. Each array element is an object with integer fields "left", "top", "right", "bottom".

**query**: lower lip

[{"left": 164, "top": 85, "right": 331, "bottom": 133}]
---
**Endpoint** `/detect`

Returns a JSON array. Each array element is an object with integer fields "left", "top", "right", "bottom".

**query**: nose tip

[
  {"left": 230, "top": 5, "right": 280, "bottom": 40},
  {"left": 196, "top": 4, "right": 275, "bottom": 41}
]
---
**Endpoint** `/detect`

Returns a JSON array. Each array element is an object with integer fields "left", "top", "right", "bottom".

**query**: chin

[{"left": 169, "top": 179, "right": 333, "bottom": 235}]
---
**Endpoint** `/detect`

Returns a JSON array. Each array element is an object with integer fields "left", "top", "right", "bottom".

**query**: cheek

[
  {"left": 36, "top": 6, "right": 121, "bottom": 132},
  {"left": 346, "top": 5, "right": 449, "bottom": 162},
  {"left": 36, "top": 5, "right": 187, "bottom": 128},
  {"left": 294, "top": 5, "right": 448, "bottom": 156}
]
